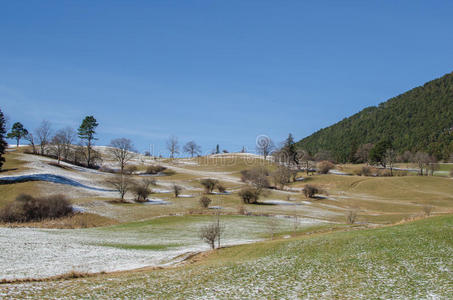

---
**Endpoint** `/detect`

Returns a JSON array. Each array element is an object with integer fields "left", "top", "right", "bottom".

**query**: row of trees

[{"left": 5, "top": 115, "right": 100, "bottom": 168}]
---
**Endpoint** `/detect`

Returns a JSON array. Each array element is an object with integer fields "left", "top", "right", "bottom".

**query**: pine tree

[
  {"left": 0, "top": 109, "right": 8, "bottom": 169},
  {"left": 78, "top": 116, "right": 98, "bottom": 167},
  {"left": 7, "top": 122, "right": 28, "bottom": 147}
]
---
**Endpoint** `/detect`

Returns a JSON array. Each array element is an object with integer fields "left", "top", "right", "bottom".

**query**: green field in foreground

[{"left": 3, "top": 215, "right": 453, "bottom": 299}]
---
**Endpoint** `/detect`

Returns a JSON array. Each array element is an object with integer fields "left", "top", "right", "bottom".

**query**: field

[
  {"left": 1, "top": 148, "right": 453, "bottom": 298},
  {"left": 2, "top": 215, "right": 452, "bottom": 298}
]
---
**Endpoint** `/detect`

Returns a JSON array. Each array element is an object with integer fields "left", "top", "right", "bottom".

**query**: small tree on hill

[
  {"left": 383, "top": 149, "right": 397, "bottom": 176},
  {"left": 109, "top": 138, "right": 136, "bottom": 174},
  {"left": 0, "top": 109, "right": 7, "bottom": 169},
  {"left": 199, "top": 222, "right": 222, "bottom": 249},
  {"left": 35, "top": 120, "right": 52, "bottom": 155},
  {"left": 107, "top": 174, "right": 132, "bottom": 202},
  {"left": 369, "top": 140, "right": 392, "bottom": 167},
  {"left": 7, "top": 122, "right": 28, "bottom": 148},
  {"left": 256, "top": 136, "right": 275, "bottom": 159},
  {"left": 78, "top": 116, "right": 98, "bottom": 167},
  {"left": 166, "top": 135, "right": 179, "bottom": 159},
  {"left": 183, "top": 141, "right": 201, "bottom": 158},
  {"left": 200, "top": 178, "right": 218, "bottom": 194}
]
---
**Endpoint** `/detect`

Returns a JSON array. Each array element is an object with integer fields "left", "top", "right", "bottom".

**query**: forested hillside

[{"left": 296, "top": 71, "right": 453, "bottom": 162}]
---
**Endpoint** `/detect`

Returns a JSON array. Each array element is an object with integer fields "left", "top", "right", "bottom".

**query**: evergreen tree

[
  {"left": 78, "top": 116, "right": 98, "bottom": 167},
  {"left": 216, "top": 144, "right": 220, "bottom": 154},
  {"left": 283, "top": 133, "right": 298, "bottom": 165},
  {"left": 369, "top": 140, "right": 392, "bottom": 167},
  {"left": 7, "top": 122, "right": 28, "bottom": 147},
  {"left": 0, "top": 109, "right": 7, "bottom": 169}
]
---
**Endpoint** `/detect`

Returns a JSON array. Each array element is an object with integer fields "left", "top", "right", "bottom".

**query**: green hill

[{"left": 296, "top": 71, "right": 453, "bottom": 162}]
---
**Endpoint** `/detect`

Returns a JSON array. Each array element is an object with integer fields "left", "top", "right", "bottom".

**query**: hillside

[{"left": 296, "top": 71, "right": 453, "bottom": 162}]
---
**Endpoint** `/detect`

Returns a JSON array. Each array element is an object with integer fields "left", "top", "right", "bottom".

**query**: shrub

[
  {"left": 132, "top": 178, "right": 155, "bottom": 202},
  {"left": 200, "top": 179, "right": 218, "bottom": 194},
  {"left": 199, "top": 196, "right": 212, "bottom": 208},
  {"left": 360, "top": 166, "right": 373, "bottom": 176},
  {"left": 173, "top": 184, "right": 182, "bottom": 197},
  {"left": 303, "top": 185, "right": 319, "bottom": 198},
  {"left": 377, "top": 169, "right": 392, "bottom": 177},
  {"left": 240, "top": 167, "right": 270, "bottom": 189},
  {"left": 145, "top": 165, "right": 167, "bottom": 175},
  {"left": 238, "top": 187, "right": 260, "bottom": 204},
  {"left": 346, "top": 210, "right": 358, "bottom": 224},
  {"left": 216, "top": 184, "right": 226, "bottom": 193},
  {"left": 0, "top": 194, "right": 72, "bottom": 223},
  {"left": 317, "top": 161, "right": 335, "bottom": 174},
  {"left": 423, "top": 205, "right": 433, "bottom": 216},
  {"left": 124, "top": 165, "right": 138, "bottom": 175}
]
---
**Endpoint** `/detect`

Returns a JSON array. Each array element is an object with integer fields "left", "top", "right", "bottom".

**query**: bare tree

[
  {"left": 166, "top": 135, "right": 179, "bottom": 159},
  {"left": 50, "top": 131, "right": 66, "bottom": 164},
  {"left": 199, "top": 222, "right": 222, "bottom": 249},
  {"left": 60, "top": 127, "right": 76, "bottom": 160},
  {"left": 109, "top": 138, "right": 136, "bottom": 174},
  {"left": 427, "top": 156, "right": 439, "bottom": 176},
  {"left": 24, "top": 132, "right": 37, "bottom": 154},
  {"left": 383, "top": 149, "right": 397, "bottom": 176},
  {"left": 173, "top": 184, "right": 182, "bottom": 197},
  {"left": 297, "top": 150, "right": 313, "bottom": 175},
  {"left": 271, "top": 165, "right": 292, "bottom": 190},
  {"left": 256, "top": 136, "right": 275, "bottom": 159},
  {"left": 200, "top": 178, "right": 218, "bottom": 194},
  {"left": 35, "top": 120, "right": 52, "bottom": 155},
  {"left": 132, "top": 178, "right": 155, "bottom": 202},
  {"left": 314, "top": 150, "right": 334, "bottom": 162},
  {"left": 107, "top": 174, "right": 132, "bottom": 202},
  {"left": 346, "top": 210, "right": 358, "bottom": 224},
  {"left": 413, "top": 151, "right": 430, "bottom": 176},
  {"left": 355, "top": 143, "right": 373, "bottom": 164},
  {"left": 240, "top": 167, "right": 270, "bottom": 192},
  {"left": 183, "top": 141, "right": 201, "bottom": 158}
]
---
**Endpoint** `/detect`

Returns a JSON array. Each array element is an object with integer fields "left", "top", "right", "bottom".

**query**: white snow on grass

[{"left": 0, "top": 215, "right": 324, "bottom": 280}]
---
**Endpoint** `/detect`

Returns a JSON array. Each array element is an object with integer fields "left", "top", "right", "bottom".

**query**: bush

[
  {"left": 145, "top": 165, "right": 167, "bottom": 174},
  {"left": 238, "top": 187, "right": 260, "bottom": 204},
  {"left": 377, "top": 169, "right": 392, "bottom": 177},
  {"left": 317, "top": 161, "right": 335, "bottom": 174},
  {"left": 346, "top": 210, "right": 358, "bottom": 224},
  {"left": 199, "top": 196, "right": 212, "bottom": 208},
  {"left": 132, "top": 178, "right": 155, "bottom": 202},
  {"left": 303, "top": 185, "right": 319, "bottom": 198},
  {"left": 200, "top": 179, "right": 218, "bottom": 194},
  {"left": 240, "top": 167, "right": 270, "bottom": 189},
  {"left": 355, "top": 166, "right": 374, "bottom": 176},
  {"left": 124, "top": 165, "right": 138, "bottom": 175},
  {"left": 0, "top": 194, "right": 72, "bottom": 223},
  {"left": 216, "top": 184, "right": 226, "bottom": 193},
  {"left": 173, "top": 184, "right": 182, "bottom": 197}
]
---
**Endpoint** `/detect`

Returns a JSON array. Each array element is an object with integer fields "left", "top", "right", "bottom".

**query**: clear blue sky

[{"left": 1, "top": 1, "right": 453, "bottom": 156}]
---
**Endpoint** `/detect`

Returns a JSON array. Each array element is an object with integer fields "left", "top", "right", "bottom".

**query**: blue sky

[{"left": 1, "top": 1, "right": 453, "bottom": 156}]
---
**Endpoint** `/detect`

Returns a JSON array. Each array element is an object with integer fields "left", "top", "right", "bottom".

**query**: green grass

[{"left": 5, "top": 215, "right": 453, "bottom": 298}]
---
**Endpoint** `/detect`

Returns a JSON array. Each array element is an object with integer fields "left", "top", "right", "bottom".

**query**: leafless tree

[
  {"left": 50, "top": 131, "right": 66, "bottom": 164},
  {"left": 398, "top": 150, "right": 414, "bottom": 163},
  {"left": 317, "top": 161, "right": 335, "bottom": 174},
  {"left": 413, "top": 151, "right": 430, "bottom": 176},
  {"left": 199, "top": 196, "right": 212, "bottom": 208},
  {"left": 132, "top": 178, "right": 156, "bottom": 202},
  {"left": 346, "top": 210, "right": 358, "bottom": 224},
  {"left": 35, "top": 120, "right": 52, "bottom": 155},
  {"left": 24, "top": 133, "right": 37, "bottom": 154},
  {"left": 271, "top": 165, "right": 292, "bottom": 190},
  {"left": 173, "top": 184, "right": 182, "bottom": 197},
  {"left": 166, "top": 135, "right": 179, "bottom": 159},
  {"left": 109, "top": 138, "right": 136, "bottom": 174},
  {"left": 60, "top": 127, "right": 76, "bottom": 160},
  {"left": 427, "top": 156, "right": 439, "bottom": 176},
  {"left": 256, "top": 136, "right": 275, "bottom": 159},
  {"left": 422, "top": 204, "right": 433, "bottom": 216},
  {"left": 314, "top": 150, "right": 334, "bottom": 162},
  {"left": 199, "top": 222, "right": 223, "bottom": 249},
  {"left": 355, "top": 143, "right": 373, "bottom": 164},
  {"left": 383, "top": 149, "right": 397, "bottom": 176},
  {"left": 297, "top": 150, "right": 313, "bottom": 175},
  {"left": 200, "top": 178, "right": 218, "bottom": 194},
  {"left": 240, "top": 167, "right": 270, "bottom": 192},
  {"left": 107, "top": 174, "right": 132, "bottom": 202},
  {"left": 183, "top": 141, "right": 201, "bottom": 158}
]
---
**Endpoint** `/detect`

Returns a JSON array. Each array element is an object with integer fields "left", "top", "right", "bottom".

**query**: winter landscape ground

[{"left": 1, "top": 146, "right": 453, "bottom": 298}]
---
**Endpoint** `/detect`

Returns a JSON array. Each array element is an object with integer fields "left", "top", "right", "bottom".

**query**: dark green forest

[{"left": 296, "top": 71, "right": 453, "bottom": 162}]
